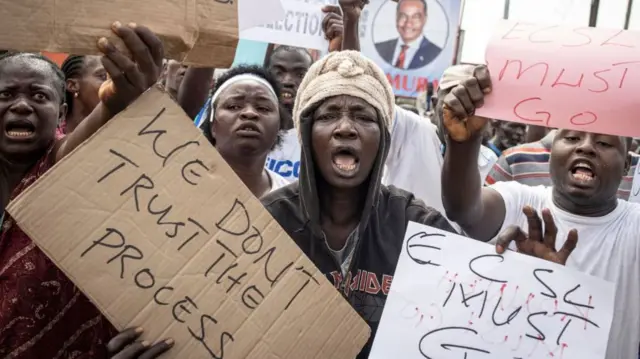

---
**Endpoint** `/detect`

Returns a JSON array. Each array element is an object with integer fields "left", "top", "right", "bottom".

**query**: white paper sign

[
  {"left": 370, "top": 222, "right": 615, "bottom": 359},
  {"left": 240, "top": 0, "right": 330, "bottom": 50},
  {"left": 238, "top": 0, "right": 286, "bottom": 31}
]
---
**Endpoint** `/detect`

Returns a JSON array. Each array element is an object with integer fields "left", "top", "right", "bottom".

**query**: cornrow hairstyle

[
  {"left": 0, "top": 52, "right": 65, "bottom": 104},
  {"left": 60, "top": 55, "right": 86, "bottom": 114},
  {"left": 201, "top": 64, "right": 290, "bottom": 150},
  {"left": 265, "top": 46, "right": 314, "bottom": 68}
]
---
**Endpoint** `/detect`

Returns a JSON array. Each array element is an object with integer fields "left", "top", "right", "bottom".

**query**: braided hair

[
  {"left": 60, "top": 55, "right": 86, "bottom": 114},
  {"left": 0, "top": 52, "right": 65, "bottom": 103}
]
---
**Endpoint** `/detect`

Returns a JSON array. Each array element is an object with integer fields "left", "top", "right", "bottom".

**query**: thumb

[{"left": 557, "top": 229, "right": 578, "bottom": 265}]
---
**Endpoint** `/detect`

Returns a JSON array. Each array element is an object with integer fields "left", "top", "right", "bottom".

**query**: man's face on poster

[{"left": 396, "top": 0, "right": 426, "bottom": 44}]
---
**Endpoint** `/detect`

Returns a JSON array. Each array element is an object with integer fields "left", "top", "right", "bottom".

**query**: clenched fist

[{"left": 440, "top": 65, "right": 492, "bottom": 142}]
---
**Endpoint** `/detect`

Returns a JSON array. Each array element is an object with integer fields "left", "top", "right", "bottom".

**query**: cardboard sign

[
  {"left": 240, "top": 0, "right": 329, "bottom": 51},
  {"left": 0, "top": 0, "right": 238, "bottom": 68},
  {"left": 7, "top": 87, "right": 370, "bottom": 359},
  {"left": 370, "top": 222, "right": 614, "bottom": 359},
  {"left": 477, "top": 21, "right": 640, "bottom": 137}
]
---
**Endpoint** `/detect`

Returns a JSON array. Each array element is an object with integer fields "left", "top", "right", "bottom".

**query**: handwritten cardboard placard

[
  {"left": 7, "top": 87, "right": 370, "bottom": 359},
  {"left": 369, "top": 222, "right": 614, "bottom": 359},
  {"left": 240, "top": 0, "right": 330, "bottom": 51},
  {"left": 0, "top": 0, "right": 238, "bottom": 68},
  {"left": 476, "top": 21, "right": 640, "bottom": 137}
]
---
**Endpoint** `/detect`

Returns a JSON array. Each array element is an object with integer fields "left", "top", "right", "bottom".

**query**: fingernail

[
  {"left": 128, "top": 22, "right": 137, "bottom": 29},
  {"left": 165, "top": 338, "right": 175, "bottom": 346},
  {"left": 135, "top": 327, "right": 144, "bottom": 333},
  {"left": 112, "top": 21, "right": 122, "bottom": 30},
  {"left": 97, "top": 37, "right": 109, "bottom": 50},
  {"left": 141, "top": 341, "right": 150, "bottom": 347}
]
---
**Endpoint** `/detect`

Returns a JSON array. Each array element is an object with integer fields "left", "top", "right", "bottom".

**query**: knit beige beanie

[
  {"left": 292, "top": 50, "right": 395, "bottom": 137},
  {"left": 438, "top": 64, "right": 477, "bottom": 93}
]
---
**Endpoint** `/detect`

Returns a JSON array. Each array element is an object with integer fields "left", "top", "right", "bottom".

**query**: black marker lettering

[
  {"left": 181, "top": 159, "right": 209, "bottom": 186},
  {"left": 242, "top": 227, "right": 264, "bottom": 255},
  {"left": 97, "top": 149, "right": 139, "bottom": 183},
  {"left": 187, "top": 313, "right": 234, "bottom": 359},
  {"left": 284, "top": 267, "right": 320, "bottom": 310},
  {"left": 563, "top": 284, "right": 594, "bottom": 309},
  {"left": 491, "top": 296, "right": 522, "bottom": 326},
  {"left": 442, "top": 281, "right": 456, "bottom": 308},
  {"left": 532, "top": 269, "right": 557, "bottom": 299},
  {"left": 242, "top": 285, "right": 265, "bottom": 309},
  {"left": 459, "top": 283, "right": 485, "bottom": 308},
  {"left": 556, "top": 318, "right": 572, "bottom": 345},
  {"left": 137, "top": 107, "right": 200, "bottom": 166},
  {"left": 216, "top": 240, "right": 238, "bottom": 258},
  {"left": 177, "top": 218, "right": 210, "bottom": 252},
  {"left": 154, "top": 286, "right": 174, "bottom": 306},
  {"left": 106, "top": 245, "right": 144, "bottom": 279},
  {"left": 81, "top": 228, "right": 125, "bottom": 258},
  {"left": 553, "top": 311, "right": 599, "bottom": 328},
  {"left": 172, "top": 296, "right": 198, "bottom": 323},
  {"left": 405, "top": 231, "right": 444, "bottom": 267},
  {"left": 134, "top": 268, "right": 156, "bottom": 289},
  {"left": 468, "top": 255, "right": 507, "bottom": 283},
  {"left": 253, "top": 247, "right": 294, "bottom": 287},
  {"left": 147, "top": 194, "right": 185, "bottom": 238},
  {"left": 525, "top": 311, "right": 547, "bottom": 341},
  {"left": 418, "top": 327, "right": 490, "bottom": 359},
  {"left": 204, "top": 253, "right": 226, "bottom": 278},
  {"left": 120, "top": 174, "right": 154, "bottom": 212},
  {"left": 215, "top": 199, "right": 250, "bottom": 236}
]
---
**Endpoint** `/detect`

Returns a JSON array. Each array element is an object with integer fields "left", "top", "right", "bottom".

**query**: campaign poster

[{"left": 360, "top": 0, "right": 462, "bottom": 98}]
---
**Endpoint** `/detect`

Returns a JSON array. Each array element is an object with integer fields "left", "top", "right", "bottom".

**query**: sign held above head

[
  {"left": 476, "top": 21, "right": 640, "bottom": 138},
  {"left": 0, "top": 0, "right": 241, "bottom": 67}
]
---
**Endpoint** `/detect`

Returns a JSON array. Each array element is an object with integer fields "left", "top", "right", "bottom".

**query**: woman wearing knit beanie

[{"left": 261, "top": 50, "right": 457, "bottom": 358}]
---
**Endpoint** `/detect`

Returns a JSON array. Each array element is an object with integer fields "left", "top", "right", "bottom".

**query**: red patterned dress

[{"left": 0, "top": 143, "right": 117, "bottom": 358}]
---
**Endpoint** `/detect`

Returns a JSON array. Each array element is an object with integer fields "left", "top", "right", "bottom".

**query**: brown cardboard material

[
  {"left": 0, "top": 0, "right": 238, "bottom": 68},
  {"left": 7, "top": 87, "right": 370, "bottom": 358}
]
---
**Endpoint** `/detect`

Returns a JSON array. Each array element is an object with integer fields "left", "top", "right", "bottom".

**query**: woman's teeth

[{"left": 7, "top": 129, "right": 33, "bottom": 137}]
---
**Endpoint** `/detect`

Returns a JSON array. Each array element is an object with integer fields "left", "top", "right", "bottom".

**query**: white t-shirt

[
  {"left": 265, "top": 129, "right": 300, "bottom": 183},
  {"left": 478, "top": 144, "right": 498, "bottom": 182},
  {"left": 490, "top": 181, "right": 640, "bottom": 359},
  {"left": 267, "top": 169, "right": 289, "bottom": 192}
]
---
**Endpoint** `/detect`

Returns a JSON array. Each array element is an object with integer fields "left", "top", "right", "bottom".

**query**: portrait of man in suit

[{"left": 375, "top": 0, "right": 443, "bottom": 70}]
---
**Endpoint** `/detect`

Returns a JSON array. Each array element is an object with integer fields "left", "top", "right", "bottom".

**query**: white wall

[{"left": 459, "top": 0, "right": 594, "bottom": 64}]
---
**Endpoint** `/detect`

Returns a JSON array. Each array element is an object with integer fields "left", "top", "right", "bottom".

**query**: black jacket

[{"left": 261, "top": 104, "right": 457, "bottom": 358}]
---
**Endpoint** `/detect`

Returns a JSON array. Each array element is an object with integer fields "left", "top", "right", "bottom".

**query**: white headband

[{"left": 209, "top": 74, "right": 278, "bottom": 123}]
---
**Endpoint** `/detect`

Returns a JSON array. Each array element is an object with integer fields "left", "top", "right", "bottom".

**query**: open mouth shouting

[
  {"left": 281, "top": 90, "right": 295, "bottom": 104},
  {"left": 332, "top": 146, "right": 360, "bottom": 177},
  {"left": 569, "top": 159, "right": 596, "bottom": 186},
  {"left": 5, "top": 119, "right": 36, "bottom": 140},
  {"left": 235, "top": 122, "right": 261, "bottom": 138}
]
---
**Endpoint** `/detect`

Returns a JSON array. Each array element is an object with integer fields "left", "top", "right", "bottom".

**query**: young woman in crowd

[
  {"left": 440, "top": 64, "right": 640, "bottom": 359},
  {"left": 60, "top": 55, "right": 106, "bottom": 134},
  {"left": 200, "top": 65, "right": 289, "bottom": 197},
  {"left": 0, "top": 23, "right": 172, "bottom": 358}
]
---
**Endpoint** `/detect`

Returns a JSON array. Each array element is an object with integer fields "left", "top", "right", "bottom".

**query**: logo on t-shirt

[{"left": 265, "top": 157, "right": 300, "bottom": 179}]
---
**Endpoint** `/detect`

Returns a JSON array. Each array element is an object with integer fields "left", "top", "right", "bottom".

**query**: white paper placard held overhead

[
  {"left": 238, "top": 0, "right": 286, "bottom": 31},
  {"left": 370, "top": 222, "right": 615, "bottom": 359},
  {"left": 240, "top": 0, "right": 330, "bottom": 50}
]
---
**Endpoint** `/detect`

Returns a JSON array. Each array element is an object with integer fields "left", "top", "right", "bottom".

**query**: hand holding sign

[
  {"left": 97, "top": 22, "right": 164, "bottom": 115},
  {"left": 441, "top": 65, "right": 492, "bottom": 142},
  {"left": 107, "top": 327, "right": 173, "bottom": 359},
  {"left": 496, "top": 206, "right": 579, "bottom": 265}
]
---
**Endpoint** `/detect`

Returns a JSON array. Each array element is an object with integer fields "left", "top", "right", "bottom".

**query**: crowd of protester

[{"left": 1, "top": 1, "right": 639, "bottom": 359}]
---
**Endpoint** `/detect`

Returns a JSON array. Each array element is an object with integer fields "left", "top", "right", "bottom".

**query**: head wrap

[
  {"left": 292, "top": 50, "right": 394, "bottom": 137},
  {"left": 209, "top": 74, "right": 277, "bottom": 123}
]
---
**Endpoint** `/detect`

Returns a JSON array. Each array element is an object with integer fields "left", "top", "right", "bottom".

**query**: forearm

[
  {"left": 55, "top": 102, "right": 112, "bottom": 163},
  {"left": 441, "top": 135, "right": 484, "bottom": 225},
  {"left": 178, "top": 67, "right": 214, "bottom": 119},
  {"left": 342, "top": 10, "right": 361, "bottom": 51}
]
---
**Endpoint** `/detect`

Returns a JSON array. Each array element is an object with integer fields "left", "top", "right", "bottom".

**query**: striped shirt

[{"left": 486, "top": 130, "right": 639, "bottom": 200}]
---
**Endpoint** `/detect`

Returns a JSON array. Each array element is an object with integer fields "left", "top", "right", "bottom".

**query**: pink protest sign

[{"left": 476, "top": 21, "right": 640, "bottom": 137}]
